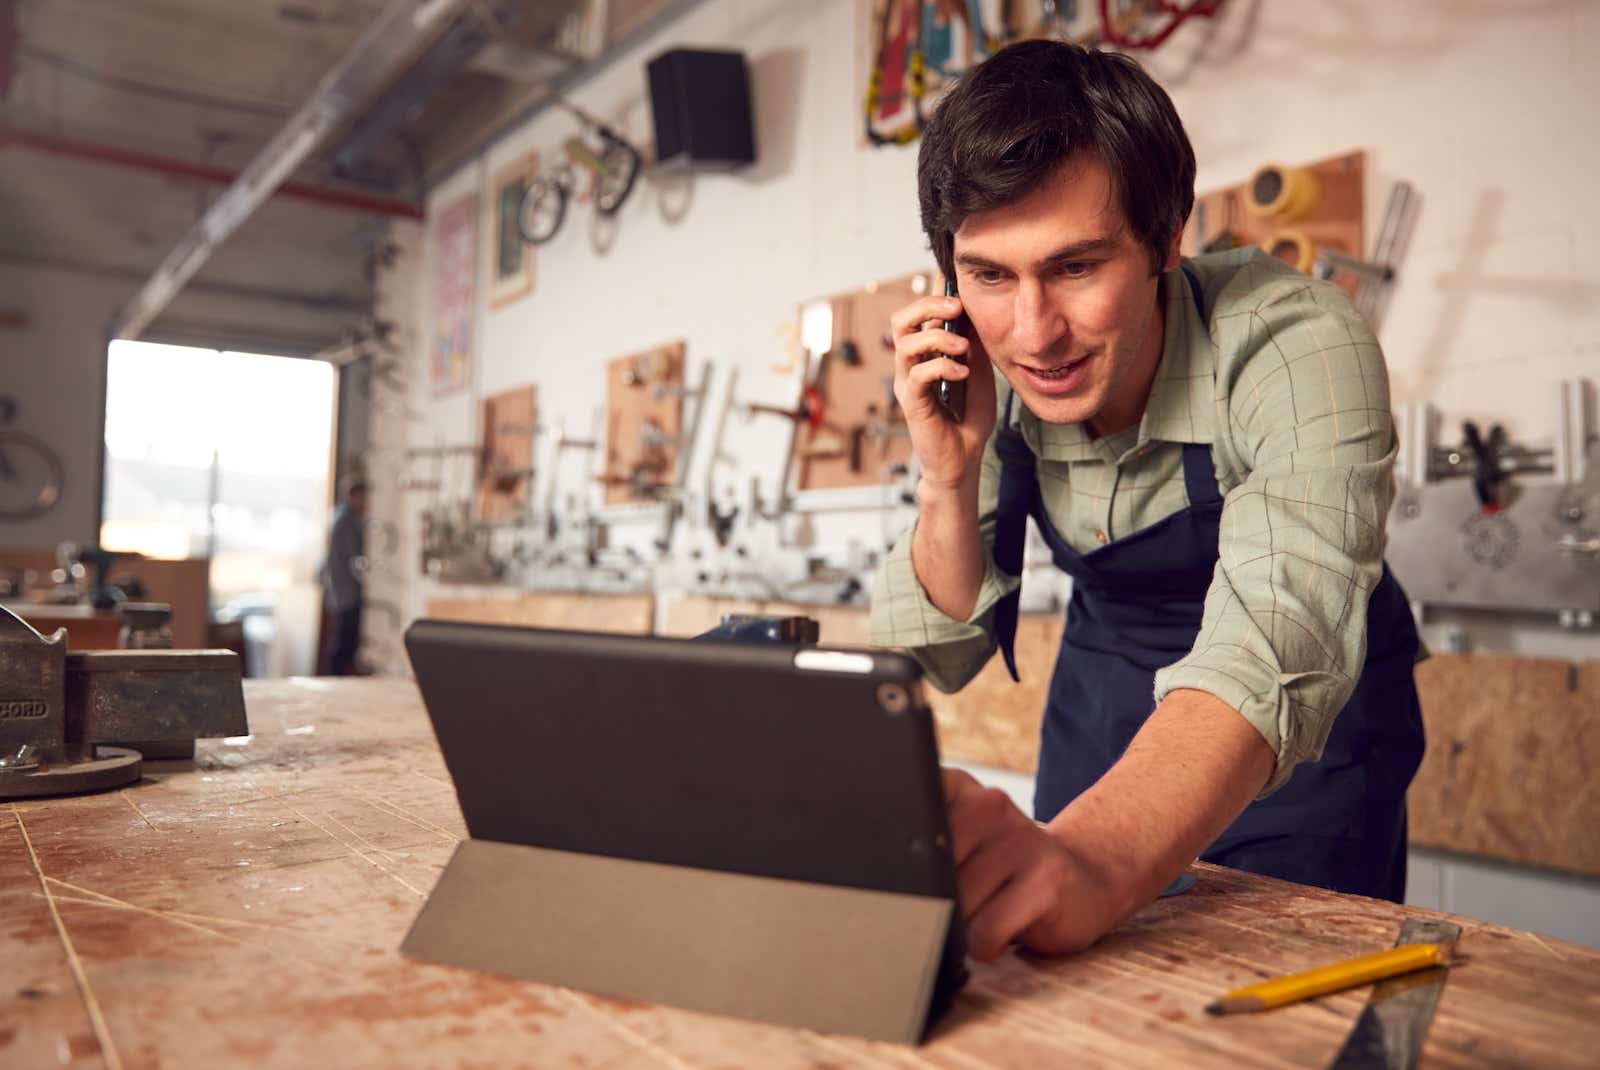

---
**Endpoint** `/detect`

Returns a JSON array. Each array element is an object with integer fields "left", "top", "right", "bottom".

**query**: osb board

[
  {"left": 426, "top": 591, "right": 654, "bottom": 635},
  {"left": 476, "top": 384, "right": 536, "bottom": 523},
  {"left": 1182, "top": 151, "right": 1365, "bottom": 300},
  {"left": 5, "top": 677, "right": 1599, "bottom": 1069},
  {"left": 602, "top": 341, "right": 684, "bottom": 506},
  {"left": 659, "top": 596, "right": 1058, "bottom": 774},
  {"left": 795, "top": 273, "right": 921, "bottom": 491},
  {"left": 657, "top": 595, "right": 872, "bottom": 645},
  {"left": 0, "top": 549, "right": 210, "bottom": 649},
  {"left": 1411, "top": 653, "right": 1600, "bottom": 879},
  {"left": 931, "top": 612, "right": 1061, "bottom": 776}
]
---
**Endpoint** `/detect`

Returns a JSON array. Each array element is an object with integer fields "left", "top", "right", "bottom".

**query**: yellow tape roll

[
  {"left": 1265, "top": 229, "right": 1316, "bottom": 274},
  {"left": 1246, "top": 164, "right": 1320, "bottom": 222}
]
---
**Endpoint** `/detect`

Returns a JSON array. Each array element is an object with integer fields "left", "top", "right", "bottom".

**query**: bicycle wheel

[
  {"left": 593, "top": 136, "right": 642, "bottom": 217},
  {"left": 0, "top": 431, "right": 65, "bottom": 520},
  {"left": 518, "top": 174, "right": 569, "bottom": 245}
]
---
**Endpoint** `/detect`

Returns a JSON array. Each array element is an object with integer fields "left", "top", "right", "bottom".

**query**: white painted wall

[{"left": 386, "top": 0, "right": 1599, "bottom": 638}]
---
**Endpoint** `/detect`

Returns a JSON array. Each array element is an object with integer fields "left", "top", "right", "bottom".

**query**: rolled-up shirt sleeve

[
  {"left": 1153, "top": 282, "right": 1398, "bottom": 796},
  {"left": 870, "top": 410, "right": 1020, "bottom": 693}
]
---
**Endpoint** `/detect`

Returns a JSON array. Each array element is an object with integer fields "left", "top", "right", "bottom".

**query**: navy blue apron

[{"left": 990, "top": 269, "right": 1425, "bottom": 902}]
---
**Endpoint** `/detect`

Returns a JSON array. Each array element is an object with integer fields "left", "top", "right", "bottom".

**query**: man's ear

[{"left": 1161, "top": 227, "right": 1183, "bottom": 273}]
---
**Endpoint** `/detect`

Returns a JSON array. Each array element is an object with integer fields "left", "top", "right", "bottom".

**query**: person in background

[{"left": 322, "top": 479, "right": 367, "bottom": 676}]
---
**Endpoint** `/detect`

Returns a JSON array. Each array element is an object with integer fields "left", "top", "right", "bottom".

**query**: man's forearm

[
  {"left": 1044, "top": 688, "right": 1275, "bottom": 921},
  {"left": 910, "top": 472, "right": 986, "bottom": 622}
]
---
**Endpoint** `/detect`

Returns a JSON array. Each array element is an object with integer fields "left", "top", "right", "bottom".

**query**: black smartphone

[{"left": 937, "top": 277, "right": 967, "bottom": 423}]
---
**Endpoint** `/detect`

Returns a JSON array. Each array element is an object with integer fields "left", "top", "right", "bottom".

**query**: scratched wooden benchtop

[{"left": 5, "top": 678, "right": 1598, "bottom": 1069}]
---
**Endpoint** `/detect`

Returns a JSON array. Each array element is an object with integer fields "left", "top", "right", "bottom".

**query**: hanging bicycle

[{"left": 517, "top": 96, "right": 644, "bottom": 246}]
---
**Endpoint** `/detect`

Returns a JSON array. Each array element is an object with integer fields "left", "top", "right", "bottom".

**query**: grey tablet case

[{"left": 401, "top": 621, "right": 967, "bottom": 1043}]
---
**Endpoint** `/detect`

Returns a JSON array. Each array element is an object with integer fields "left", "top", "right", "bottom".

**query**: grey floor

[{"left": 950, "top": 761, "right": 1600, "bottom": 951}]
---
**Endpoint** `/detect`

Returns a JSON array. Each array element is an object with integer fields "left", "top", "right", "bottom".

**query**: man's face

[{"left": 951, "top": 152, "right": 1178, "bottom": 433}]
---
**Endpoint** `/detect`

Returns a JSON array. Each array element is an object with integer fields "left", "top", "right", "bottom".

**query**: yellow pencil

[{"left": 1205, "top": 942, "right": 1454, "bottom": 1015}]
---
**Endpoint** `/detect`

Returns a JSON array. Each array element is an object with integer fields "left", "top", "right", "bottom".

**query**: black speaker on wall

[{"left": 646, "top": 48, "right": 757, "bottom": 172}]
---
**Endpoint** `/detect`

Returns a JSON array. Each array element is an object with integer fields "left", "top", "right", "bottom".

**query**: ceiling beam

[
  {"left": 0, "top": 126, "right": 424, "bottom": 220},
  {"left": 112, "top": 0, "right": 467, "bottom": 343}
]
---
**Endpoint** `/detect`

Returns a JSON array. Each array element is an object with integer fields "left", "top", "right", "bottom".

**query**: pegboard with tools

[
  {"left": 794, "top": 273, "right": 923, "bottom": 492},
  {"left": 601, "top": 341, "right": 687, "bottom": 506},
  {"left": 1184, "top": 150, "right": 1365, "bottom": 299},
  {"left": 476, "top": 385, "right": 537, "bottom": 523}
]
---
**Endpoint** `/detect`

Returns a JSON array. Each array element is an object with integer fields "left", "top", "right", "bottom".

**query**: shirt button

[{"left": 1095, "top": 529, "right": 1109, "bottom": 545}]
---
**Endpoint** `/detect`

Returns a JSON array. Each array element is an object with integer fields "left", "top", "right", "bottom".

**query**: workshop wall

[
  {"left": 0, "top": 261, "right": 122, "bottom": 547},
  {"left": 381, "top": 0, "right": 1598, "bottom": 651}
]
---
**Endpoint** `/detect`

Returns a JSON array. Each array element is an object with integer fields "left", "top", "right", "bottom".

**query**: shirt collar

[{"left": 1008, "top": 261, "right": 1217, "bottom": 462}]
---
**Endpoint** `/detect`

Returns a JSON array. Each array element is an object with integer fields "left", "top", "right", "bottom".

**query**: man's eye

[
  {"left": 974, "top": 269, "right": 1005, "bottom": 284},
  {"left": 1058, "top": 261, "right": 1096, "bottom": 278}
]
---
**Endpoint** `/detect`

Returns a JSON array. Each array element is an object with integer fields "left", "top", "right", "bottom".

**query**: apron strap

[
  {"left": 1177, "top": 267, "right": 1222, "bottom": 508},
  {"left": 991, "top": 390, "right": 1032, "bottom": 682},
  {"left": 1180, "top": 444, "right": 1223, "bottom": 507}
]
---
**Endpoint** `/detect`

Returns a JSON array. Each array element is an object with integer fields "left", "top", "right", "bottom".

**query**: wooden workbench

[{"left": 5, "top": 679, "right": 1598, "bottom": 1069}]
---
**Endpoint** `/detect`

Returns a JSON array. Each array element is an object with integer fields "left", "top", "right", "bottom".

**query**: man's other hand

[{"left": 942, "top": 767, "right": 1123, "bottom": 962}]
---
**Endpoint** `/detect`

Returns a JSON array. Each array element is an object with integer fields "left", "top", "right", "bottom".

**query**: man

[
  {"left": 322, "top": 479, "right": 368, "bottom": 676},
  {"left": 870, "top": 40, "right": 1424, "bottom": 963}
]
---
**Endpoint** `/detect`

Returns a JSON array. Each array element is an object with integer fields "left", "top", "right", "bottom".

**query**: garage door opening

[{"left": 101, "top": 340, "right": 336, "bottom": 676}]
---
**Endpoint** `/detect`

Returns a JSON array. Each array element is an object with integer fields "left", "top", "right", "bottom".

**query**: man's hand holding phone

[{"left": 890, "top": 283, "right": 997, "bottom": 494}]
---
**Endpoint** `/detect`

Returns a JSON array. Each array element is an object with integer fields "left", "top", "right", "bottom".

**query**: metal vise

[{"left": 0, "top": 604, "right": 248, "bottom": 799}]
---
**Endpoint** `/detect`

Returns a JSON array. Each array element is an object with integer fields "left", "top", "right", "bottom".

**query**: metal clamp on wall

[{"left": 1388, "top": 380, "right": 1599, "bottom": 627}]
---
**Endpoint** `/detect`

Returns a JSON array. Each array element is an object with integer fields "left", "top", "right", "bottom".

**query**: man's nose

[{"left": 1012, "top": 279, "right": 1067, "bottom": 359}]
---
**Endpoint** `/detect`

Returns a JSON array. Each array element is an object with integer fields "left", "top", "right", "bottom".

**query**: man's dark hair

[{"left": 917, "top": 40, "right": 1196, "bottom": 279}]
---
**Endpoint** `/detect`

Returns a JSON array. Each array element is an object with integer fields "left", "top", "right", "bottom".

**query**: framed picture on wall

[
  {"left": 490, "top": 151, "right": 537, "bottom": 308},
  {"left": 431, "top": 191, "right": 478, "bottom": 394}
]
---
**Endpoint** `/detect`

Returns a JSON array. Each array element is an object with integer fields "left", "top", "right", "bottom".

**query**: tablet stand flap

[{"left": 402, "top": 839, "right": 955, "bottom": 1044}]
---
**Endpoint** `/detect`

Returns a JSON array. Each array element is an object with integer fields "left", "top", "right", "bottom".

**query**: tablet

[{"left": 404, "top": 620, "right": 967, "bottom": 1007}]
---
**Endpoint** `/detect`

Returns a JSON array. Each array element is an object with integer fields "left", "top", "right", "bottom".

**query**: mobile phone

[{"left": 937, "top": 277, "right": 967, "bottom": 423}]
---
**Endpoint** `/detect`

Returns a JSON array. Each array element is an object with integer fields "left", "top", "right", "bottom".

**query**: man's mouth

[
  {"left": 1013, "top": 351, "right": 1098, "bottom": 397},
  {"left": 1018, "top": 352, "right": 1095, "bottom": 378}
]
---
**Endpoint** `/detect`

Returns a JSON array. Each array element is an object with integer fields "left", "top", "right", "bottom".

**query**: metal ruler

[{"left": 1327, "top": 917, "right": 1462, "bottom": 1070}]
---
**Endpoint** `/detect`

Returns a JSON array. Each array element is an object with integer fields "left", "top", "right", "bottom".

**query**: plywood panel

[
  {"left": 795, "top": 274, "right": 921, "bottom": 491},
  {"left": 475, "top": 384, "right": 536, "bottom": 523},
  {"left": 122, "top": 556, "right": 210, "bottom": 649},
  {"left": 1184, "top": 151, "right": 1365, "bottom": 299},
  {"left": 1410, "top": 653, "right": 1600, "bottom": 878},
  {"left": 929, "top": 613, "right": 1060, "bottom": 775},
  {"left": 658, "top": 596, "right": 872, "bottom": 645},
  {"left": 3, "top": 677, "right": 1598, "bottom": 1068},
  {"left": 426, "top": 591, "right": 654, "bottom": 635},
  {"left": 602, "top": 341, "right": 684, "bottom": 506}
]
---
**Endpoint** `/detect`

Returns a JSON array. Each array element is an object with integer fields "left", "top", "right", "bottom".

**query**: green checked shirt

[{"left": 870, "top": 249, "right": 1399, "bottom": 795}]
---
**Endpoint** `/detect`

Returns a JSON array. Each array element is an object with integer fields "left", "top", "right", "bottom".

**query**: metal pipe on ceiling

[
  {"left": 0, "top": 127, "right": 424, "bottom": 220},
  {"left": 112, "top": 0, "right": 468, "bottom": 343},
  {"left": 0, "top": 252, "right": 371, "bottom": 313}
]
